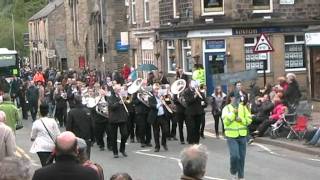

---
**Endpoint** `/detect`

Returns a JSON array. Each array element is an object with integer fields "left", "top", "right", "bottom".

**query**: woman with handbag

[{"left": 30, "top": 103, "right": 60, "bottom": 166}]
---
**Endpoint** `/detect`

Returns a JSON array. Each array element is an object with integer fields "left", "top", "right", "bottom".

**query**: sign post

[{"left": 253, "top": 33, "right": 274, "bottom": 87}]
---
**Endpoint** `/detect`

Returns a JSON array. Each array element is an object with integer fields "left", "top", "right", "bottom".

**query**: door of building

[
  {"left": 204, "top": 52, "right": 226, "bottom": 95},
  {"left": 311, "top": 48, "right": 320, "bottom": 100}
]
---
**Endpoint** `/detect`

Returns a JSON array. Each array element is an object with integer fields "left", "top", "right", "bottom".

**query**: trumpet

[{"left": 120, "top": 96, "right": 129, "bottom": 114}]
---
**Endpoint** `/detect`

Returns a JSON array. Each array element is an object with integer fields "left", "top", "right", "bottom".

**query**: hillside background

[{"left": 0, "top": 0, "right": 48, "bottom": 56}]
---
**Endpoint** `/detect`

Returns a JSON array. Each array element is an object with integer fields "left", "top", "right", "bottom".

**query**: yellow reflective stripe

[{"left": 225, "top": 127, "right": 248, "bottom": 131}]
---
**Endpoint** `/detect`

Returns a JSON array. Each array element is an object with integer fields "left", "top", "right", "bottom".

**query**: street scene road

[{"left": 16, "top": 114, "right": 320, "bottom": 180}]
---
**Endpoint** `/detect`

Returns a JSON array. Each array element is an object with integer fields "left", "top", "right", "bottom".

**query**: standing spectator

[
  {"left": 0, "top": 111, "right": 16, "bottom": 161},
  {"left": 45, "top": 81, "right": 55, "bottom": 118},
  {"left": 54, "top": 84, "right": 68, "bottom": 127},
  {"left": 87, "top": 71, "right": 97, "bottom": 88},
  {"left": 192, "top": 64, "right": 205, "bottom": 86},
  {"left": 30, "top": 104, "right": 60, "bottom": 166},
  {"left": 222, "top": 92, "right": 252, "bottom": 180},
  {"left": 180, "top": 144, "right": 208, "bottom": 180},
  {"left": 33, "top": 67, "right": 45, "bottom": 84},
  {"left": 18, "top": 82, "right": 29, "bottom": 120},
  {"left": 121, "top": 64, "right": 131, "bottom": 81},
  {"left": 157, "top": 71, "right": 170, "bottom": 85},
  {"left": 211, "top": 86, "right": 227, "bottom": 138},
  {"left": 10, "top": 76, "right": 21, "bottom": 105},
  {"left": 66, "top": 95, "right": 95, "bottom": 159},
  {"left": 27, "top": 81, "right": 39, "bottom": 122},
  {"left": 284, "top": 73, "right": 301, "bottom": 111},
  {"left": 0, "top": 94, "right": 20, "bottom": 132},
  {"left": 37, "top": 81, "right": 45, "bottom": 105},
  {"left": 32, "top": 132, "right": 100, "bottom": 180}
]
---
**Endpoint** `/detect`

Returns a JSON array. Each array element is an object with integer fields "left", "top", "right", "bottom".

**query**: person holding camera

[{"left": 222, "top": 92, "right": 252, "bottom": 180}]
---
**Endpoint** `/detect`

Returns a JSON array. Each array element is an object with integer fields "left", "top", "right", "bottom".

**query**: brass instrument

[
  {"left": 195, "top": 88, "right": 204, "bottom": 100},
  {"left": 119, "top": 95, "right": 129, "bottom": 113},
  {"left": 128, "top": 78, "right": 152, "bottom": 107},
  {"left": 171, "top": 79, "right": 187, "bottom": 108},
  {"left": 96, "top": 96, "right": 109, "bottom": 118}
]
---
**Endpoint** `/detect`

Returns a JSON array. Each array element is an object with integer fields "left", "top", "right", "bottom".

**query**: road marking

[
  {"left": 135, "top": 149, "right": 227, "bottom": 180},
  {"left": 309, "top": 158, "right": 320, "bottom": 162},
  {"left": 16, "top": 146, "right": 41, "bottom": 167},
  {"left": 252, "top": 143, "right": 281, "bottom": 156}
]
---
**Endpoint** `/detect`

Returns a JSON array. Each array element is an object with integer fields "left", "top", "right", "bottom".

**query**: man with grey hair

[{"left": 180, "top": 144, "right": 208, "bottom": 180}]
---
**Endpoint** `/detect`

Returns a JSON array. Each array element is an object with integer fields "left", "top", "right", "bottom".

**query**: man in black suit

[
  {"left": 147, "top": 83, "right": 169, "bottom": 152},
  {"left": 173, "top": 93, "right": 187, "bottom": 144},
  {"left": 107, "top": 84, "right": 129, "bottom": 158},
  {"left": 176, "top": 68, "right": 189, "bottom": 85},
  {"left": 184, "top": 80, "right": 205, "bottom": 144},
  {"left": 133, "top": 92, "right": 152, "bottom": 147},
  {"left": 66, "top": 95, "right": 94, "bottom": 159},
  {"left": 32, "top": 131, "right": 99, "bottom": 180}
]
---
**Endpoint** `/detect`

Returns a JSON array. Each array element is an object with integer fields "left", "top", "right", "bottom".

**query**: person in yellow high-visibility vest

[
  {"left": 222, "top": 92, "right": 252, "bottom": 180},
  {"left": 192, "top": 64, "right": 205, "bottom": 86}
]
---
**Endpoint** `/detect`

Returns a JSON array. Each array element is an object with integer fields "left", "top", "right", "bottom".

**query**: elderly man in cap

[
  {"left": 0, "top": 111, "right": 16, "bottom": 161},
  {"left": 32, "top": 131, "right": 99, "bottom": 180}
]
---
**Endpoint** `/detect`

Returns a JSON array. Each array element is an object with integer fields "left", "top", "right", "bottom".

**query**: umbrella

[{"left": 137, "top": 64, "right": 158, "bottom": 72}]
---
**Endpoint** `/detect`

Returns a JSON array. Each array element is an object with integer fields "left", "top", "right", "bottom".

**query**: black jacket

[
  {"left": 184, "top": 88, "right": 205, "bottom": 116},
  {"left": 284, "top": 80, "right": 301, "bottom": 105},
  {"left": 147, "top": 95, "right": 159, "bottom": 124},
  {"left": 133, "top": 93, "right": 149, "bottom": 115},
  {"left": 32, "top": 155, "right": 99, "bottom": 180},
  {"left": 173, "top": 94, "right": 185, "bottom": 114},
  {"left": 107, "top": 94, "right": 128, "bottom": 124},
  {"left": 252, "top": 100, "right": 274, "bottom": 120},
  {"left": 66, "top": 104, "right": 94, "bottom": 141},
  {"left": 211, "top": 96, "right": 227, "bottom": 116},
  {"left": 27, "top": 85, "right": 39, "bottom": 105}
]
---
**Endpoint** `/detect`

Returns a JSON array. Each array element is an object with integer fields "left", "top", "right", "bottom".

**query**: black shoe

[
  {"left": 181, "top": 141, "right": 185, "bottom": 145},
  {"left": 141, "top": 144, "right": 146, "bottom": 148},
  {"left": 107, "top": 147, "right": 113, "bottom": 151},
  {"left": 99, "top": 147, "right": 105, "bottom": 151},
  {"left": 130, "top": 138, "right": 135, "bottom": 143},
  {"left": 154, "top": 148, "right": 160, "bottom": 152},
  {"left": 145, "top": 143, "right": 152, "bottom": 147},
  {"left": 121, "top": 151, "right": 128, "bottom": 157},
  {"left": 163, "top": 145, "right": 168, "bottom": 151},
  {"left": 114, "top": 154, "right": 119, "bottom": 158},
  {"left": 172, "top": 137, "right": 178, "bottom": 141},
  {"left": 167, "top": 137, "right": 172, "bottom": 141},
  {"left": 201, "top": 134, "right": 205, "bottom": 139}
]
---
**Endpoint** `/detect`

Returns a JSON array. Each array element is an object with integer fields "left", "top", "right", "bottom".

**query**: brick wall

[{"left": 48, "top": 4, "right": 66, "bottom": 47}]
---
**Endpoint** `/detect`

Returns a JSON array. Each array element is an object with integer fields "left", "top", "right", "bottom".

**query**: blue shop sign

[
  {"left": 116, "top": 40, "right": 129, "bottom": 52},
  {"left": 205, "top": 40, "right": 225, "bottom": 49}
]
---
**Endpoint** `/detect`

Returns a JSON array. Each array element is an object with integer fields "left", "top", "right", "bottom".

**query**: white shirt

[
  {"left": 155, "top": 96, "right": 165, "bottom": 116},
  {"left": 30, "top": 117, "right": 60, "bottom": 153}
]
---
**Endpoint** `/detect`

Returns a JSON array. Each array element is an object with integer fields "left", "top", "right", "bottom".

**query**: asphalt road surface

[{"left": 16, "top": 114, "right": 320, "bottom": 180}]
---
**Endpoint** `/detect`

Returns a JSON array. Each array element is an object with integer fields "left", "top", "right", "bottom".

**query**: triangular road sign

[{"left": 253, "top": 33, "right": 274, "bottom": 53}]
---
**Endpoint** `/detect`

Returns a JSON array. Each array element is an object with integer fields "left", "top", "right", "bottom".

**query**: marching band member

[
  {"left": 147, "top": 83, "right": 169, "bottom": 152},
  {"left": 107, "top": 84, "right": 129, "bottom": 158},
  {"left": 53, "top": 84, "right": 67, "bottom": 127},
  {"left": 121, "top": 85, "right": 136, "bottom": 143},
  {"left": 173, "top": 93, "right": 186, "bottom": 144},
  {"left": 199, "top": 84, "right": 208, "bottom": 139},
  {"left": 184, "top": 80, "right": 206, "bottom": 144},
  {"left": 163, "top": 85, "right": 177, "bottom": 141}
]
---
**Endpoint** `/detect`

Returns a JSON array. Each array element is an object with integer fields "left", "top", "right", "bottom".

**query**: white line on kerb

[
  {"left": 309, "top": 158, "right": 320, "bottom": 162},
  {"left": 252, "top": 143, "right": 281, "bottom": 156}
]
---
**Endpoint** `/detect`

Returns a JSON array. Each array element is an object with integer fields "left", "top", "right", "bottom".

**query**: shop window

[
  {"left": 144, "top": 0, "right": 150, "bottom": 23},
  {"left": 284, "top": 35, "right": 306, "bottom": 71},
  {"left": 201, "top": 0, "right": 224, "bottom": 16},
  {"left": 253, "top": 0, "right": 273, "bottom": 13},
  {"left": 173, "top": 0, "right": 180, "bottom": 18},
  {"left": 167, "top": 40, "right": 176, "bottom": 73},
  {"left": 244, "top": 37, "right": 271, "bottom": 73},
  {"left": 131, "top": 0, "right": 136, "bottom": 24},
  {"left": 182, "top": 40, "right": 192, "bottom": 74}
]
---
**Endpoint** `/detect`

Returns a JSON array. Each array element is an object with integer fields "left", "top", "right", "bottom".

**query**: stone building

[
  {"left": 64, "top": 0, "right": 129, "bottom": 71},
  {"left": 28, "top": 0, "right": 66, "bottom": 69},
  {"left": 157, "top": 0, "right": 320, "bottom": 97},
  {"left": 126, "top": 0, "right": 160, "bottom": 71}
]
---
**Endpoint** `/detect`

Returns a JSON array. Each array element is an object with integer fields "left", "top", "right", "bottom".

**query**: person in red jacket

[
  {"left": 253, "top": 96, "right": 287, "bottom": 137},
  {"left": 121, "top": 64, "right": 131, "bottom": 81},
  {"left": 33, "top": 68, "right": 45, "bottom": 84}
]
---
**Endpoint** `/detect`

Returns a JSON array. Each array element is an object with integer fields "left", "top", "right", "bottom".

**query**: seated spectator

[
  {"left": 0, "top": 111, "right": 16, "bottom": 161},
  {"left": 277, "top": 76, "right": 288, "bottom": 91},
  {"left": 253, "top": 96, "right": 287, "bottom": 137},
  {"left": 0, "top": 156, "right": 32, "bottom": 180},
  {"left": 110, "top": 173, "right": 133, "bottom": 180},
  {"left": 32, "top": 131, "right": 99, "bottom": 180},
  {"left": 180, "top": 144, "right": 208, "bottom": 180}
]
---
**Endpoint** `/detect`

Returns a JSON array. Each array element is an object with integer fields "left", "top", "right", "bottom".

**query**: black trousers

[
  {"left": 110, "top": 122, "right": 128, "bottom": 155},
  {"left": 37, "top": 152, "right": 52, "bottom": 167},
  {"left": 29, "top": 103, "right": 38, "bottom": 121},
  {"left": 55, "top": 106, "right": 67, "bottom": 127},
  {"left": 85, "top": 140, "right": 92, "bottom": 159},
  {"left": 169, "top": 113, "right": 177, "bottom": 138},
  {"left": 257, "top": 119, "right": 277, "bottom": 137},
  {"left": 128, "top": 112, "right": 136, "bottom": 140},
  {"left": 95, "top": 121, "right": 111, "bottom": 148},
  {"left": 152, "top": 115, "right": 169, "bottom": 149},
  {"left": 21, "top": 101, "right": 29, "bottom": 120},
  {"left": 186, "top": 114, "right": 202, "bottom": 144},
  {"left": 213, "top": 114, "right": 224, "bottom": 136},
  {"left": 176, "top": 112, "right": 186, "bottom": 142},
  {"left": 200, "top": 113, "right": 206, "bottom": 136},
  {"left": 136, "top": 113, "right": 151, "bottom": 144}
]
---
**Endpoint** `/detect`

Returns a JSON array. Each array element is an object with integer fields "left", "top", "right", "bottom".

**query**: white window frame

[
  {"left": 201, "top": 0, "right": 225, "bottom": 16},
  {"left": 182, "top": 40, "right": 192, "bottom": 75},
  {"left": 167, "top": 40, "right": 176, "bottom": 74},
  {"left": 284, "top": 35, "right": 306, "bottom": 72},
  {"left": 253, "top": 0, "right": 273, "bottom": 13},
  {"left": 125, "top": 0, "right": 129, "bottom": 6},
  {"left": 131, "top": 0, "right": 136, "bottom": 24},
  {"left": 244, "top": 37, "right": 271, "bottom": 73},
  {"left": 173, "top": 0, "right": 180, "bottom": 18},
  {"left": 144, "top": 0, "right": 150, "bottom": 23}
]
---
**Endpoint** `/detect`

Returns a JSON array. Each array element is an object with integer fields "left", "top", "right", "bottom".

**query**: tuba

[
  {"left": 95, "top": 96, "right": 109, "bottom": 118},
  {"left": 128, "top": 78, "right": 152, "bottom": 107},
  {"left": 171, "top": 79, "right": 187, "bottom": 108}
]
